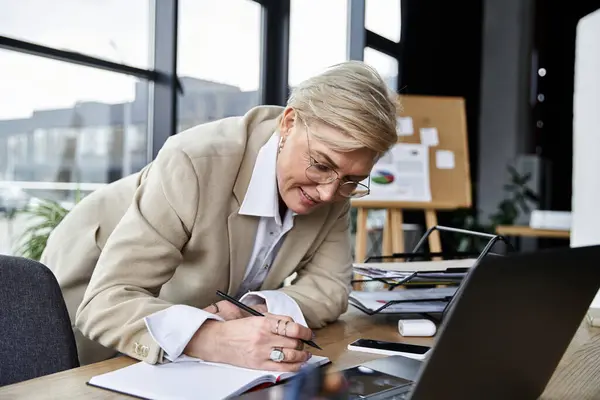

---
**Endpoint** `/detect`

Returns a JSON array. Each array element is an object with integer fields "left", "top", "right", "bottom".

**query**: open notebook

[{"left": 87, "top": 355, "right": 330, "bottom": 400}]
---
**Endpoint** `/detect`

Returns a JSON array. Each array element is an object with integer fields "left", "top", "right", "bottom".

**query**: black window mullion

[
  {"left": 0, "top": 36, "right": 157, "bottom": 81},
  {"left": 259, "top": 0, "right": 290, "bottom": 106},
  {"left": 148, "top": 0, "right": 179, "bottom": 160}
]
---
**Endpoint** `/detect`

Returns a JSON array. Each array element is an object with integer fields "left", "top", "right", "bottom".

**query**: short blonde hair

[{"left": 286, "top": 60, "right": 398, "bottom": 156}]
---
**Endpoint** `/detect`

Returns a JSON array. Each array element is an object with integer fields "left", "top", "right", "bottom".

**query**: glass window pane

[
  {"left": 365, "top": 0, "right": 401, "bottom": 43},
  {"left": 289, "top": 0, "right": 348, "bottom": 86},
  {"left": 0, "top": 0, "right": 151, "bottom": 69},
  {"left": 364, "top": 48, "right": 399, "bottom": 93},
  {"left": 0, "top": 50, "right": 149, "bottom": 210},
  {"left": 177, "top": 0, "right": 261, "bottom": 131}
]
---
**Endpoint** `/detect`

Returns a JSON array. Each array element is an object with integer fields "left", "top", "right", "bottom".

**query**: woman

[{"left": 41, "top": 60, "right": 399, "bottom": 371}]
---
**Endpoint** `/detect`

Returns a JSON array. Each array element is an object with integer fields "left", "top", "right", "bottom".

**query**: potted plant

[
  {"left": 449, "top": 164, "right": 540, "bottom": 252},
  {"left": 13, "top": 191, "right": 80, "bottom": 261}
]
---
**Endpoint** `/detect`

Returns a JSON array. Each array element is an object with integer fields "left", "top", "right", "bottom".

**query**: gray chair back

[{"left": 0, "top": 255, "right": 79, "bottom": 386}]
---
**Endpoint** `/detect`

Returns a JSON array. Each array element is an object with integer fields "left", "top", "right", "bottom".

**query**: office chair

[{"left": 0, "top": 255, "right": 79, "bottom": 386}]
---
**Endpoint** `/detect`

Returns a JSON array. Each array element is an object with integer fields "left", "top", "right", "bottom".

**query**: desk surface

[
  {"left": 1, "top": 308, "right": 599, "bottom": 399},
  {"left": 496, "top": 225, "right": 571, "bottom": 239}
]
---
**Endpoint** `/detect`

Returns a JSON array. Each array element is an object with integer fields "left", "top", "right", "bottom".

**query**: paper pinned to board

[
  {"left": 435, "top": 150, "right": 455, "bottom": 169},
  {"left": 420, "top": 127, "right": 439, "bottom": 146},
  {"left": 396, "top": 116, "right": 414, "bottom": 136},
  {"left": 365, "top": 143, "right": 432, "bottom": 202}
]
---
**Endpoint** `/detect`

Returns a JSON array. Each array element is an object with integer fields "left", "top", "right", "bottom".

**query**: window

[
  {"left": 177, "top": 0, "right": 261, "bottom": 131},
  {"left": 289, "top": 0, "right": 348, "bottom": 86},
  {"left": 364, "top": 48, "right": 399, "bottom": 93},
  {"left": 0, "top": 50, "right": 149, "bottom": 204},
  {"left": 365, "top": 0, "right": 401, "bottom": 43},
  {"left": 0, "top": 0, "right": 151, "bottom": 69}
]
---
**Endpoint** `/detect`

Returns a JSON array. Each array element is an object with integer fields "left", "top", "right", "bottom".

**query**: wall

[
  {"left": 397, "top": 0, "right": 483, "bottom": 232},
  {"left": 571, "top": 9, "right": 600, "bottom": 307},
  {"left": 477, "top": 0, "right": 535, "bottom": 221}
]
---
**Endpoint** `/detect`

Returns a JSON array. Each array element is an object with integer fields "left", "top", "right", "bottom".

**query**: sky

[{"left": 0, "top": 0, "right": 400, "bottom": 120}]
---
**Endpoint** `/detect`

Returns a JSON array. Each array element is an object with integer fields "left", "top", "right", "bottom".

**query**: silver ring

[
  {"left": 283, "top": 320, "right": 290, "bottom": 337},
  {"left": 269, "top": 348, "right": 285, "bottom": 363},
  {"left": 275, "top": 319, "right": 281, "bottom": 335}
]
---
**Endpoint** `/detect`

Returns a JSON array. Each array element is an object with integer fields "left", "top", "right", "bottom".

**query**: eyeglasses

[{"left": 302, "top": 120, "right": 370, "bottom": 199}]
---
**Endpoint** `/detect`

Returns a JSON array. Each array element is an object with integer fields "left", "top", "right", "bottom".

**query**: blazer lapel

[
  {"left": 261, "top": 207, "right": 329, "bottom": 289},
  {"left": 226, "top": 208, "right": 259, "bottom": 296}
]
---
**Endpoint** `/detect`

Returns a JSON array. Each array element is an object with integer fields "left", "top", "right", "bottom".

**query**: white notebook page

[{"left": 89, "top": 356, "right": 329, "bottom": 400}]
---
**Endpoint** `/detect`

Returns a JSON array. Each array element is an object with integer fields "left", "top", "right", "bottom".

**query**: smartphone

[{"left": 347, "top": 338, "right": 431, "bottom": 360}]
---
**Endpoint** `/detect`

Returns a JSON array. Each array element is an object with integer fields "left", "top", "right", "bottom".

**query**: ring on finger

[
  {"left": 283, "top": 320, "right": 290, "bottom": 337},
  {"left": 269, "top": 347, "right": 285, "bottom": 363},
  {"left": 274, "top": 319, "right": 281, "bottom": 335}
]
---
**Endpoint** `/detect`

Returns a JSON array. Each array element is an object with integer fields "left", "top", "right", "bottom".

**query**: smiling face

[{"left": 276, "top": 108, "right": 378, "bottom": 215}]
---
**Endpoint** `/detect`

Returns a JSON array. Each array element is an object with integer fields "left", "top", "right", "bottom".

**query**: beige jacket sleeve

[
  {"left": 279, "top": 202, "right": 353, "bottom": 328},
  {"left": 75, "top": 144, "right": 200, "bottom": 364}
]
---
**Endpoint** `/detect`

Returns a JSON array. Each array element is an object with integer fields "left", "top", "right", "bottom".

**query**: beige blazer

[{"left": 41, "top": 105, "right": 353, "bottom": 366}]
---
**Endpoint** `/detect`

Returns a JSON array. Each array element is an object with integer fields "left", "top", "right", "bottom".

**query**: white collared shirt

[
  {"left": 235, "top": 132, "right": 295, "bottom": 297},
  {"left": 144, "top": 132, "right": 303, "bottom": 362}
]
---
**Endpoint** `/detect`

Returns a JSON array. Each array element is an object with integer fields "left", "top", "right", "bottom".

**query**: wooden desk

[
  {"left": 1, "top": 308, "right": 599, "bottom": 399},
  {"left": 496, "top": 225, "right": 570, "bottom": 239}
]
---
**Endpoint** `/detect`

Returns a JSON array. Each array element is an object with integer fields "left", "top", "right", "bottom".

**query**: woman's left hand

[{"left": 204, "top": 301, "right": 268, "bottom": 321}]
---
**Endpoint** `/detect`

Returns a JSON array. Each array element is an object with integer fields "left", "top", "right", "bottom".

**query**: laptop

[
  {"left": 237, "top": 245, "right": 600, "bottom": 399},
  {"left": 342, "top": 245, "right": 600, "bottom": 399}
]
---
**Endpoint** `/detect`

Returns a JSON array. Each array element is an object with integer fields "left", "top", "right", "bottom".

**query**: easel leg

[
  {"left": 388, "top": 210, "right": 406, "bottom": 291},
  {"left": 354, "top": 207, "right": 368, "bottom": 263},
  {"left": 390, "top": 209, "right": 405, "bottom": 255},
  {"left": 382, "top": 210, "right": 393, "bottom": 259},
  {"left": 425, "top": 210, "right": 442, "bottom": 255},
  {"left": 353, "top": 207, "right": 370, "bottom": 290}
]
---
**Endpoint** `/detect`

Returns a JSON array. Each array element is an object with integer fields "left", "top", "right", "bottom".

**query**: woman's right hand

[{"left": 184, "top": 314, "right": 314, "bottom": 372}]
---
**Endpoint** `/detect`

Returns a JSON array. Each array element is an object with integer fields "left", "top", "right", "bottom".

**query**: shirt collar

[{"left": 239, "top": 131, "right": 295, "bottom": 225}]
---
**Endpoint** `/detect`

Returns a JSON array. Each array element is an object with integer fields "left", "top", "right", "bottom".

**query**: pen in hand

[{"left": 216, "top": 290, "right": 323, "bottom": 350}]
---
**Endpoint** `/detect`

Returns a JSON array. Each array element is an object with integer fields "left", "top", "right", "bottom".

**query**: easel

[
  {"left": 352, "top": 201, "right": 458, "bottom": 263},
  {"left": 352, "top": 94, "right": 472, "bottom": 264}
]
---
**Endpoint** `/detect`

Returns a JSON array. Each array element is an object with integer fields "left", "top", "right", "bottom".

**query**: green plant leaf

[
  {"left": 518, "top": 172, "right": 532, "bottom": 184},
  {"left": 507, "top": 165, "right": 519, "bottom": 178},
  {"left": 517, "top": 196, "right": 530, "bottom": 214},
  {"left": 13, "top": 198, "right": 73, "bottom": 261},
  {"left": 524, "top": 188, "right": 540, "bottom": 203}
]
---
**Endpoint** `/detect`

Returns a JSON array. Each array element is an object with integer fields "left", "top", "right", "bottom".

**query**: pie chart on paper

[{"left": 372, "top": 170, "right": 395, "bottom": 185}]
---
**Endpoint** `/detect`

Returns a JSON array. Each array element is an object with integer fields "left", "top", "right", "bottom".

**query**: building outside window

[{"left": 0, "top": 0, "right": 402, "bottom": 256}]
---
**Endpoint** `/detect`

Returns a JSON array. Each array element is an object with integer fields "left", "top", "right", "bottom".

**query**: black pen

[{"left": 216, "top": 290, "right": 323, "bottom": 350}]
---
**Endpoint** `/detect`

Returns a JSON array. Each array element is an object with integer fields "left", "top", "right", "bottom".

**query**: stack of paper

[{"left": 353, "top": 266, "right": 467, "bottom": 285}]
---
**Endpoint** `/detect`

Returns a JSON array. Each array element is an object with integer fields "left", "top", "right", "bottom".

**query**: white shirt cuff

[
  {"left": 240, "top": 290, "right": 308, "bottom": 327},
  {"left": 144, "top": 304, "right": 224, "bottom": 363}
]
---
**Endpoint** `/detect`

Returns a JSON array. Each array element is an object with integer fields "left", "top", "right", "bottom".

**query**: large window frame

[
  {"left": 347, "top": 0, "right": 403, "bottom": 93},
  {"left": 0, "top": 0, "right": 401, "bottom": 166}
]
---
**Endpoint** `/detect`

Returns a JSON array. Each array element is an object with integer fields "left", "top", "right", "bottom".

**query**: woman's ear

[{"left": 279, "top": 107, "right": 296, "bottom": 136}]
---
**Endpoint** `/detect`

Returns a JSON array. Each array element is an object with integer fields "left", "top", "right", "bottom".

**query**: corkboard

[{"left": 352, "top": 94, "right": 472, "bottom": 210}]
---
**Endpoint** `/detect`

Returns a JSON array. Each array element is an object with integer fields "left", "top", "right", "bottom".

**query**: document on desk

[
  {"left": 87, "top": 355, "right": 330, "bottom": 400},
  {"left": 353, "top": 266, "right": 467, "bottom": 281},
  {"left": 353, "top": 258, "right": 476, "bottom": 273},
  {"left": 349, "top": 288, "right": 457, "bottom": 314}
]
